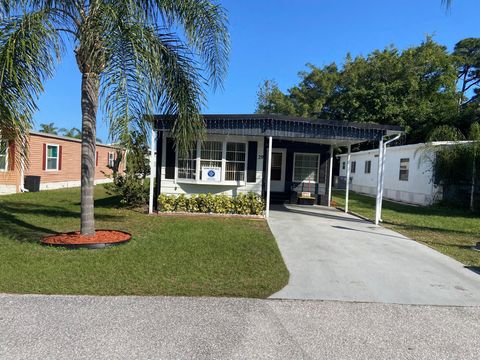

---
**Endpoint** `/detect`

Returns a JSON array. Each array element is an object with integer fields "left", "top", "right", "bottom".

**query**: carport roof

[{"left": 154, "top": 114, "right": 404, "bottom": 145}]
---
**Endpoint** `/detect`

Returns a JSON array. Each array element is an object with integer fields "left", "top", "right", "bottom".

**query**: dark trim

[
  {"left": 247, "top": 141, "right": 258, "bottom": 183},
  {"left": 153, "top": 131, "right": 163, "bottom": 210},
  {"left": 165, "top": 137, "right": 175, "bottom": 179},
  {"left": 155, "top": 114, "right": 404, "bottom": 133}
]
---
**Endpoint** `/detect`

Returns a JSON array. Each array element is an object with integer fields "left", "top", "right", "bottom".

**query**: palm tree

[
  {"left": 59, "top": 127, "right": 81, "bottom": 138},
  {"left": 39, "top": 122, "right": 59, "bottom": 135},
  {"left": 0, "top": 1, "right": 229, "bottom": 235}
]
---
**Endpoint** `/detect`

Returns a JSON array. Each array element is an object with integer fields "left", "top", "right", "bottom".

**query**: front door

[{"left": 270, "top": 148, "right": 287, "bottom": 192}]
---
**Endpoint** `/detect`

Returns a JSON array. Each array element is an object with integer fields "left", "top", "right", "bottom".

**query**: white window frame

[
  {"left": 45, "top": 143, "right": 59, "bottom": 171},
  {"left": 399, "top": 158, "right": 410, "bottom": 181},
  {"left": 175, "top": 136, "right": 248, "bottom": 185},
  {"left": 351, "top": 161, "right": 356, "bottom": 173},
  {"left": 0, "top": 140, "right": 8, "bottom": 172},
  {"left": 292, "top": 152, "right": 320, "bottom": 183},
  {"left": 364, "top": 160, "right": 371, "bottom": 174},
  {"left": 108, "top": 152, "right": 115, "bottom": 168}
]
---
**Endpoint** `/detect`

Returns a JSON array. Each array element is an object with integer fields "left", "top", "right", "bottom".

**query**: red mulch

[{"left": 42, "top": 230, "right": 131, "bottom": 245}]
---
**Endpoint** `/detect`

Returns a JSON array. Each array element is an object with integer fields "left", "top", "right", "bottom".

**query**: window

[
  {"left": 0, "top": 140, "right": 8, "bottom": 171},
  {"left": 46, "top": 144, "right": 59, "bottom": 170},
  {"left": 364, "top": 160, "right": 371, "bottom": 174},
  {"left": 108, "top": 152, "right": 115, "bottom": 168},
  {"left": 342, "top": 162, "right": 345, "bottom": 170},
  {"left": 399, "top": 158, "right": 409, "bottom": 181},
  {"left": 225, "top": 142, "right": 246, "bottom": 181},
  {"left": 351, "top": 161, "right": 356, "bottom": 173},
  {"left": 293, "top": 153, "right": 319, "bottom": 182},
  {"left": 176, "top": 139, "right": 247, "bottom": 183},
  {"left": 270, "top": 152, "right": 283, "bottom": 181},
  {"left": 177, "top": 143, "right": 197, "bottom": 180},
  {"left": 200, "top": 141, "right": 222, "bottom": 180}
]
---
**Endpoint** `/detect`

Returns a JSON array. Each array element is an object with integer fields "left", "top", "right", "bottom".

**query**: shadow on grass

[
  {"left": 384, "top": 221, "right": 478, "bottom": 237},
  {"left": 0, "top": 201, "right": 124, "bottom": 243}
]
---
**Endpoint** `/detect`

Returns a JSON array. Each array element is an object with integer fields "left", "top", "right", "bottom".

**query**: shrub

[
  {"left": 157, "top": 193, "right": 265, "bottom": 215},
  {"left": 105, "top": 172, "right": 149, "bottom": 208}
]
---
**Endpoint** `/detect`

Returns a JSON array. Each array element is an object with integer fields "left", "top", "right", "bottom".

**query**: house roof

[
  {"left": 30, "top": 131, "right": 118, "bottom": 149},
  {"left": 154, "top": 114, "right": 404, "bottom": 145}
]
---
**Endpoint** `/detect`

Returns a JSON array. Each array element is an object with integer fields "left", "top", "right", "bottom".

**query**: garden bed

[{"left": 41, "top": 230, "right": 131, "bottom": 249}]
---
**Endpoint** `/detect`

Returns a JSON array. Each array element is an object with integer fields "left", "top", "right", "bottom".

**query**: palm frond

[
  {"left": 0, "top": 9, "right": 64, "bottom": 165},
  {"left": 137, "top": 0, "right": 230, "bottom": 90},
  {"left": 99, "top": 2, "right": 205, "bottom": 155}
]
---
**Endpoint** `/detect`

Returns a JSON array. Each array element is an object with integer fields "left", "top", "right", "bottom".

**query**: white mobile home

[
  {"left": 150, "top": 114, "right": 403, "bottom": 214},
  {"left": 337, "top": 143, "right": 451, "bottom": 206}
]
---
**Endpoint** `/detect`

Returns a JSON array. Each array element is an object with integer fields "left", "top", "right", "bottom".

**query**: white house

[
  {"left": 149, "top": 114, "right": 403, "bottom": 216},
  {"left": 337, "top": 142, "right": 456, "bottom": 206}
]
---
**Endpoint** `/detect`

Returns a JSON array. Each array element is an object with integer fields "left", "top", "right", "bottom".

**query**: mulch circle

[{"left": 41, "top": 230, "right": 132, "bottom": 249}]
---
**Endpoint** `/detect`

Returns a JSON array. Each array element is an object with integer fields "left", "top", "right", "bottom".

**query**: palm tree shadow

[{"left": 0, "top": 201, "right": 124, "bottom": 243}]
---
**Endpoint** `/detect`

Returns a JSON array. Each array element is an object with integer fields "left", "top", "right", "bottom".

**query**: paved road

[
  {"left": 269, "top": 204, "right": 480, "bottom": 305},
  {"left": 0, "top": 294, "right": 479, "bottom": 360}
]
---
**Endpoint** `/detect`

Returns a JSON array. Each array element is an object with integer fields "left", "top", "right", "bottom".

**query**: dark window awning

[{"left": 155, "top": 114, "right": 403, "bottom": 145}]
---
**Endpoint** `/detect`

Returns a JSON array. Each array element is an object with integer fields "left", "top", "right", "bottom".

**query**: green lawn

[
  {"left": 333, "top": 190, "right": 480, "bottom": 267},
  {"left": 0, "top": 187, "right": 288, "bottom": 297}
]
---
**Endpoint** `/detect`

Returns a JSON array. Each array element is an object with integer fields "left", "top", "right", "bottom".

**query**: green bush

[
  {"left": 105, "top": 172, "right": 149, "bottom": 208},
  {"left": 157, "top": 193, "right": 265, "bottom": 215}
]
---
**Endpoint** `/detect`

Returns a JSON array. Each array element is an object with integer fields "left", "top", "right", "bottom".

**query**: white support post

[
  {"left": 265, "top": 136, "right": 273, "bottom": 218},
  {"left": 377, "top": 133, "right": 400, "bottom": 225},
  {"left": 345, "top": 144, "right": 351, "bottom": 213},
  {"left": 327, "top": 145, "right": 334, "bottom": 207},
  {"left": 375, "top": 138, "right": 384, "bottom": 225},
  {"left": 148, "top": 128, "right": 156, "bottom": 215}
]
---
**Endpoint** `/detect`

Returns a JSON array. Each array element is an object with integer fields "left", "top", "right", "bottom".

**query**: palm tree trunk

[{"left": 80, "top": 73, "right": 99, "bottom": 235}]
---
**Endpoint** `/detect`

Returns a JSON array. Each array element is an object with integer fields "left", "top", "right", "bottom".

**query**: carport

[{"left": 148, "top": 114, "right": 403, "bottom": 224}]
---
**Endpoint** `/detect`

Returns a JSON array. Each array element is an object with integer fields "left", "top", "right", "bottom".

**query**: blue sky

[{"left": 34, "top": 0, "right": 478, "bottom": 142}]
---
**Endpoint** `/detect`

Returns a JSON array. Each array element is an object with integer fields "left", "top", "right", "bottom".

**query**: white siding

[
  {"left": 338, "top": 143, "right": 441, "bottom": 206},
  {"left": 159, "top": 134, "right": 264, "bottom": 197}
]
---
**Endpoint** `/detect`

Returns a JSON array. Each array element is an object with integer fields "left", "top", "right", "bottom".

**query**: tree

[
  {"left": 453, "top": 38, "right": 480, "bottom": 105},
  {"left": 256, "top": 38, "right": 460, "bottom": 143},
  {"left": 428, "top": 123, "right": 480, "bottom": 211},
  {"left": 59, "top": 127, "right": 81, "bottom": 138},
  {"left": 0, "top": 1, "right": 229, "bottom": 235},
  {"left": 39, "top": 122, "right": 59, "bottom": 135}
]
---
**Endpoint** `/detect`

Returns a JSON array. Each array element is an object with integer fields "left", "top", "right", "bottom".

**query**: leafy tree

[
  {"left": 39, "top": 122, "right": 59, "bottom": 135},
  {"left": 453, "top": 38, "right": 480, "bottom": 105},
  {"left": 0, "top": 1, "right": 229, "bottom": 235},
  {"left": 428, "top": 122, "right": 480, "bottom": 211},
  {"left": 256, "top": 80, "right": 295, "bottom": 115},
  {"left": 256, "top": 38, "right": 460, "bottom": 143}
]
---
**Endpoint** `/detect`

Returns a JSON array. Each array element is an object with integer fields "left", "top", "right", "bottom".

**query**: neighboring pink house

[{"left": 0, "top": 131, "right": 124, "bottom": 195}]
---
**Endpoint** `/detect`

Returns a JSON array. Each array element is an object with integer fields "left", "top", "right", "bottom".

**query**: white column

[
  {"left": 345, "top": 144, "right": 351, "bottom": 213},
  {"left": 148, "top": 128, "right": 157, "bottom": 214},
  {"left": 265, "top": 136, "right": 273, "bottom": 218},
  {"left": 327, "top": 145, "right": 334, "bottom": 206},
  {"left": 375, "top": 138, "right": 384, "bottom": 225}
]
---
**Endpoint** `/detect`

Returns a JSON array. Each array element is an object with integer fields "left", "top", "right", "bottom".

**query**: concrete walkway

[
  {"left": 1, "top": 294, "right": 479, "bottom": 360},
  {"left": 269, "top": 204, "right": 480, "bottom": 305}
]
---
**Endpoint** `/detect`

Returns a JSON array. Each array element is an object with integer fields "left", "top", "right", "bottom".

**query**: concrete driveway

[{"left": 268, "top": 204, "right": 480, "bottom": 306}]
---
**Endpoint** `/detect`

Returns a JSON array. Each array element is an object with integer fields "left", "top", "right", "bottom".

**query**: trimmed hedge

[{"left": 158, "top": 193, "right": 265, "bottom": 215}]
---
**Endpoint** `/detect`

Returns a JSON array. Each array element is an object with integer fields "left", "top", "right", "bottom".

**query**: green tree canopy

[{"left": 256, "top": 37, "right": 473, "bottom": 143}]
